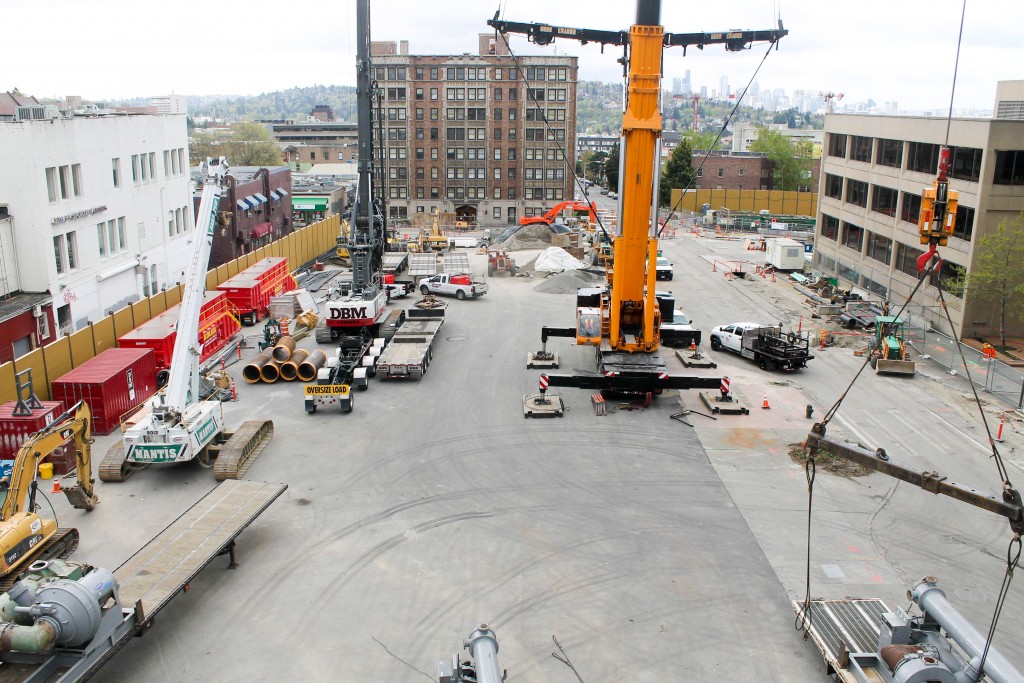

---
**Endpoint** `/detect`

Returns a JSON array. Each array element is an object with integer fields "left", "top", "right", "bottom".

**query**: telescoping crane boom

[
  {"left": 100, "top": 158, "right": 274, "bottom": 482},
  {"left": 493, "top": 1, "right": 786, "bottom": 398},
  {"left": 0, "top": 400, "right": 98, "bottom": 584}
]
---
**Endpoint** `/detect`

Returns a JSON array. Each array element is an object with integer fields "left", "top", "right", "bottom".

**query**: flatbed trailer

[
  {"left": 0, "top": 480, "right": 286, "bottom": 683},
  {"left": 375, "top": 318, "right": 443, "bottom": 380},
  {"left": 442, "top": 253, "right": 470, "bottom": 275},
  {"left": 793, "top": 598, "right": 889, "bottom": 682}
]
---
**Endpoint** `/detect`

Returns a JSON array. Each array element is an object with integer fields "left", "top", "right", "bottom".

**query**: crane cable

[
  {"left": 492, "top": 27, "right": 613, "bottom": 244},
  {"left": 656, "top": 36, "right": 781, "bottom": 241}
]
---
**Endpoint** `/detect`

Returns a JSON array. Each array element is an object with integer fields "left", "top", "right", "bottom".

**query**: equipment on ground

[
  {"left": 258, "top": 318, "right": 283, "bottom": 351},
  {"left": 439, "top": 625, "right": 505, "bottom": 683},
  {"left": 421, "top": 213, "right": 450, "bottom": 252},
  {"left": 314, "top": 0, "right": 390, "bottom": 346},
  {"left": 305, "top": 332, "right": 375, "bottom": 414},
  {"left": 492, "top": 4, "right": 784, "bottom": 401},
  {"left": 0, "top": 401, "right": 98, "bottom": 585},
  {"left": 376, "top": 315, "right": 444, "bottom": 380},
  {"left": 709, "top": 322, "right": 813, "bottom": 371},
  {"left": 100, "top": 158, "right": 274, "bottom": 482},
  {"left": 487, "top": 249, "right": 517, "bottom": 276},
  {"left": 519, "top": 200, "right": 597, "bottom": 228},
  {"left": 869, "top": 316, "right": 916, "bottom": 375},
  {"left": 0, "top": 479, "right": 286, "bottom": 682}
]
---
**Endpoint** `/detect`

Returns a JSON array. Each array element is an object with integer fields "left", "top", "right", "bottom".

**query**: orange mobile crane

[{"left": 490, "top": 2, "right": 786, "bottom": 402}]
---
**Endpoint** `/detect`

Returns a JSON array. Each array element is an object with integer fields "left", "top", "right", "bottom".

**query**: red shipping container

[
  {"left": 51, "top": 348, "right": 158, "bottom": 435},
  {"left": 0, "top": 401, "right": 75, "bottom": 475},
  {"left": 218, "top": 264, "right": 296, "bottom": 325},
  {"left": 117, "top": 292, "right": 241, "bottom": 369}
]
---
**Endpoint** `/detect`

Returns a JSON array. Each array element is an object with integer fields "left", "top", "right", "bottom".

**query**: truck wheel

[
  {"left": 456, "top": 290, "right": 466, "bottom": 300},
  {"left": 306, "top": 405, "right": 316, "bottom": 414},
  {"left": 710, "top": 336, "right": 721, "bottom": 351},
  {"left": 870, "top": 356, "right": 878, "bottom": 370},
  {"left": 420, "top": 285, "right": 429, "bottom": 295},
  {"left": 759, "top": 358, "right": 768, "bottom": 370},
  {"left": 488, "top": 266, "right": 494, "bottom": 276}
]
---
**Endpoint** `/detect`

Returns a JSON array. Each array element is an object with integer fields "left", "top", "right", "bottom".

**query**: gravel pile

[{"left": 532, "top": 269, "right": 603, "bottom": 295}]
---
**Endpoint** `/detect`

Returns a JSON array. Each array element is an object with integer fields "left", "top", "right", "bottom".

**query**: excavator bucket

[
  {"left": 61, "top": 484, "right": 99, "bottom": 511},
  {"left": 875, "top": 359, "right": 916, "bottom": 376}
]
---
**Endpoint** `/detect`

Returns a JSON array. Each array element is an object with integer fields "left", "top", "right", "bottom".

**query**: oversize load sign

[
  {"left": 129, "top": 443, "right": 187, "bottom": 462},
  {"left": 304, "top": 385, "right": 349, "bottom": 396}
]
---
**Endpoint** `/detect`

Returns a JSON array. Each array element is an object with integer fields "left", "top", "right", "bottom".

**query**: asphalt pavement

[{"left": 49, "top": 226, "right": 1024, "bottom": 681}]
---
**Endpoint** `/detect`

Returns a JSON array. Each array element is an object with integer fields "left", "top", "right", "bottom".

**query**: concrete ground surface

[{"left": 44, "top": 223, "right": 1024, "bottom": 681}]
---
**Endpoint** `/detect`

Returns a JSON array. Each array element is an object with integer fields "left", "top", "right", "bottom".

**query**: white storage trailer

[{"left": 765, "top": 238, "right": 806, "bottom": 271}]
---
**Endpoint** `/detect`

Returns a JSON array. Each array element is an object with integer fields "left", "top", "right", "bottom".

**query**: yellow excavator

[
  {"left": 421, "top": 213, "right": 450, "bottom": 252},
  {"left": 0, "top": 400, "right": 99, "bottom": 584}
]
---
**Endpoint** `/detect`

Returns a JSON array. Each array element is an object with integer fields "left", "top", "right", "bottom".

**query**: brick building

[
  {"left": 194, "top": 166, "right": 293, "bottom": 268},
  {"left": 266, "top": 120, "right": 359, "bottom": 169},
  {"left": 691, "top": 151, "right": 820, "bottom": 192},
  {"left": 369, "top": 34, "right": 578, "bottom": 227}
]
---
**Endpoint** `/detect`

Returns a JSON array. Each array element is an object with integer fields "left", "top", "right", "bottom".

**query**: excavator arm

[{"left": 2, "top": 401, "right": 98, "bottom": 520}]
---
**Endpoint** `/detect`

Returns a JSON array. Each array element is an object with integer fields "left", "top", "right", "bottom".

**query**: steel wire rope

[
  {"left": 656, "top": 37, "right": 781, "bottom": 241},
  {"left": 493, "top": 27, "right": 613, "bottom": 244},
  {"left": 794, "top": 456, "right": 816, "bottom": 636}
]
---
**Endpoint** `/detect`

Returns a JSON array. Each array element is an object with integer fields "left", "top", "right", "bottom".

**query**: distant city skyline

[{"left": 3, "top": 0, "right": 1016, "bottom": 113}]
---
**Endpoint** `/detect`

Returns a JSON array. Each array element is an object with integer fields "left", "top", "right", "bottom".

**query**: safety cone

[
  {"left": 762, "top": 394, "right": 770, "bottom": 410},
  {"left": 689, "top": 339, "right": 697, "bottom": 352},
  {"left": 230, "top": 378, "right": 237, "bottom": 401},
  {"left": 996, "top": 414, "right": 1005, "bottom": 442},
  {"left": 52, "top": 480, "right": 61, "bottom": 494}
]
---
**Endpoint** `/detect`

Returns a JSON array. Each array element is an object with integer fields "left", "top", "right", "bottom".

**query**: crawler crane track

[
  {"left": 98, "top": 441, "right": 148, "bottom": 482},
  {"left": 0, "top": 528, "right": 80, "bottom": 592},
  {"left": 212, "top": 420, "right": 275, "bottom": 480}
]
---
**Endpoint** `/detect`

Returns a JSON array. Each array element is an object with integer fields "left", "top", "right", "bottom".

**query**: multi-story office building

[
  {"left": 265, "top": 120, "right": 359, "bottom": 169},
  {"left": 813, "top": 108, "right": 1024, "bottom": 337},
  {"left": 0, "top": 99, "right": 194, "bottom": 356},
  {"left": 370, "top": 34, "right": 578, "bottom": 226}
]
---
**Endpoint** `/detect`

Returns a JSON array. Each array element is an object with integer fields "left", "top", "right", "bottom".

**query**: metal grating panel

[
  {"left": 409, "top": 253, "right": 439, "bottom": 277},
  {"left": 443, "top": 253, "right": 470, "bottom": 275},
  {"left": 795, "top": 598, "right": 889, "bottom": 672}
]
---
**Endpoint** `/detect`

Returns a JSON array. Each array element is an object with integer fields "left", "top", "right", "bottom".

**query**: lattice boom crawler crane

[
  {"left": 100, "top": 158, "right": 274, "bottom": 482},
  {"left": 489, "top": 0, "right": 786, "bottom": 413}
]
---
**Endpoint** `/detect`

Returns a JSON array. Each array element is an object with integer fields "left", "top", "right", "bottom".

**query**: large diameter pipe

[
  {"left": 0, "top": 619, "right": 57, "bottom": 653},
  {"left": 912, "top": 577, "right": 1023, "bottom": 683},
  {"left": 272, "top": 336, "right": 296, "bottom": 362},
  {"left": 298, "top": 350, "right": 327, "bottom": 382},
  {"left": 260, "top": 360, "right": 282, "bottom": 383},
  {"left": 465, "top": 625, "right": 502, "bottom": 683},
  {"left": 279, "top": 349, "right": 309, "bottom": 381},
  {"left": 242, "top": 351, "right": 274, "bottom": 384}
]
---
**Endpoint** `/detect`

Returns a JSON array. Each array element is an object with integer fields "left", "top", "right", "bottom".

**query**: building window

[
  {"left": 824, "top": 173, "right": 843, "bottom": 199},
  {"left": 841, "top": 222, "right": 863, "bottom": 251},
  {"left": 870, "top": 185, "right": 898, "bottom": 217},
  {"left": 930, "top": 259, "right": 964, "bottom": 295},
  {"left": 131, "top": 155, "right": 140, "bottom": 183},
  {"left": 430, "top": 88, "right": 438, "bottom": 100},
  {"left": 820, "top": 213, "right": 839, "bottom": 240},
  {"left": 53, "top": 232, "right": 77, "bottom": 274},
  {"left": 865, "top": 232, "right": 892, "bottom": 265},
  {"left": 148, "top": 153, "right": 156, "bottom": 180},
  {"left": 952, "top": 205, "right": 975, "bottom": 242},
  {"left": 949, "top": 146, "right": 982, "bottom": 182},
  {"left": 164, "top": 150, "right": 171, "bottom": 175},
  {"left": 493, "top": 206, "right": 502, "bottom": 218},
  {"left": 58, "top": 165, "right": 72, "bottom": 199},
  {"left": 493, "top": 187, "right": 501, "bottom": 199},
  {"left": 849, "top": 135, "right": 872, "bottom": 163},
  {"left": 827, "top": 133, "right": 846, "bottom": 158},
  {"left": 45, "top": 167, "right": 58, "bottom": 202},
  {"left": 900, "top": 192, "right": 921, "bottom": 224},
  {"left": 907, "top": 142, "right": 940, "bottom": 174},
  {"left": 993, "top": 150, "right": 1024, "bottom": 186},
  {"left": 416, "top": 88, "right": 424, "bottom": 100},
  {"left": 876, "top": 138, "right": 903, "bottom": 168},
  {"left": 509, "top": 87, "right": 518, "bottom": 100},
  {"left": 845, "top": 179, "right": 868, "bottom": 207},
  {"left": 894, "top": 242, "right": 923, "bottom": 277},
  {"left": 494, "top": 148, "right": 501, "bottom": 160}
]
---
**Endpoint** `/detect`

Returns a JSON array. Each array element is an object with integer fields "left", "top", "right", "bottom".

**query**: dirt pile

[{"left": 532, "top": 269, "right": 603, "bottom": 295}]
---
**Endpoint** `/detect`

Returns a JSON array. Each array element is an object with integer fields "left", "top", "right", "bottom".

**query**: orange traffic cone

[
  {"left": 762, "top": 394, "right": 770, "bottom": 410},
  {"left": 689, "top": 339, "right": 697, "bottom": 352},
  {"left": 52, "top": 480, "right": 62, "bottom": 494}
]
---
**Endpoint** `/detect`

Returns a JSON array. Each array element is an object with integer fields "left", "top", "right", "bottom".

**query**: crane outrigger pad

[
  {"left": 526, "top": 351, "right": 559, "bottom": 369},
  {"left": 523, "top": 394, "right": 564, "bottom": 418}
]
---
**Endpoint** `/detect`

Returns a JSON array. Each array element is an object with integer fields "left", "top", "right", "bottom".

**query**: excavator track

[
  {"left": 98, "top": 441, "right": 148, "bottom": 482},
  {"left": 213, "top": 420, "right": 274, "bottom": 481},
  {"left": 0, "top": 528, "right": 79, "bottom": 592}
]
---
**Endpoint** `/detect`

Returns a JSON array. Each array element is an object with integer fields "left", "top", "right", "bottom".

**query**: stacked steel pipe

[{"left": 242, "top": 334, "right": 327, "bottom": 383}]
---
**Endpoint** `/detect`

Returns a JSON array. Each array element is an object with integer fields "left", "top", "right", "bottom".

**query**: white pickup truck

[{"left": 419, "top": 273, "right": 488, "bottom": 300}]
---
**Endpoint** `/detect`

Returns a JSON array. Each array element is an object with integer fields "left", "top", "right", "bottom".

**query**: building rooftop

[{"left": 0, "top": 291, "right": 52, "bottom": 324}]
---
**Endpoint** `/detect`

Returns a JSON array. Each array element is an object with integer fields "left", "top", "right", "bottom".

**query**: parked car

[
  {"left": 655, "top": 257, "right": 673, "bottom": 280},
  {"left": 600, "top": 188, "right": 609, "bottom": 195}
]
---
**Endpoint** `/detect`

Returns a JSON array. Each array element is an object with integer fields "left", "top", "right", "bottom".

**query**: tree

[
  {"left": 225, "top": 123, "right": 283, "bottom": 166},
  {"left": 660, "top": 138, "right": 695, "bottom": 207},
  {"left": 964, "top": 212, "right": 1024, "bottom": 348},
  {"left": 604, "top": 142, "right": 620, "bottom": 191},
  {"left": 680, "top": 129, "right": 722, "bottom": 153},
  {"left": 188, "top": 130, "right": 221, "bottom": 165},
  {"left": 586, "top": 151, "right": 608, "bottom": 183},
  {"left": 749, "top": 127, "right": 812, "bottom": 191}
]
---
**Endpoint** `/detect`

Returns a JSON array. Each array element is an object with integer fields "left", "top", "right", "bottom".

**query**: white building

[
  {"left": 151, "top": 95, "right": 187, "bottom": 115},
  {"left": 0, "top": 109, "right": 194, "bottom": 335}
]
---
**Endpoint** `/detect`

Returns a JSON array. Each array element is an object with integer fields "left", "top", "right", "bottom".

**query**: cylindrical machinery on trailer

[
  {"left": 438, "top": 624, "right": 504, "bottom": 683},
  {"left": 0, "top": 559, "right": 118, "bottom": 654}
]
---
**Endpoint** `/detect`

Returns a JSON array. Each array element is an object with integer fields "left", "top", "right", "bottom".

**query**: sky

[{"left": 4, "top": 0, "right": 1017, "bottom": 112}]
